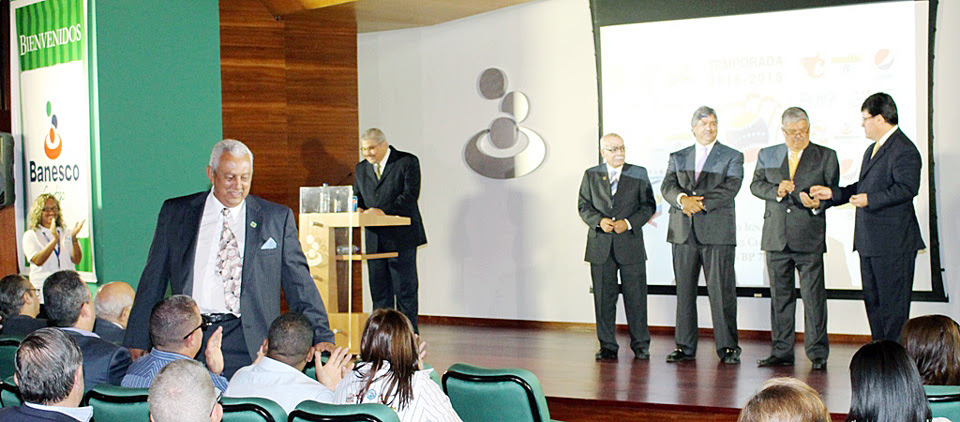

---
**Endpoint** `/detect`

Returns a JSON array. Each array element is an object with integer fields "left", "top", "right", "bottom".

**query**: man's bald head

[{"left": 94, "top": 282, "right": 135, "bottom": 328}]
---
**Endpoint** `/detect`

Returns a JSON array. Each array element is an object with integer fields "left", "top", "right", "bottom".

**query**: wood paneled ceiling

[{"left": 258, "top": 0, "right": 538, "bottom": 33}]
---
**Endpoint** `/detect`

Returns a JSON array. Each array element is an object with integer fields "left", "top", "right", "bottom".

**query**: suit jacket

[
  {"left": 354, "top": 146, "right": 427, "bottom": 251},
  {"left": 0, "top": 405, "right": 83, "bottom": 422},
  {"left": 750, "top": 143, "right": 840, "bottom": 253},
  {"left": 838, "top": 128, "right": 925, "bottom": 257},
  {"left": 661, "top": 142, "right": 744, "bottom": 245},
  {"left": 0, "top": 314, "right": 48, "bottom": 336},
  {"left": 124, "top": 192, "right": 335, "bottom": 358},
  {"left": 93, "top": 317, "right": 125, "bottom": 345},
  {"left": 578, "top": 164, "right": 656, "bottom": 264},
  {"left": 63, "top": 329, "right": 130, "bottom": 391}
]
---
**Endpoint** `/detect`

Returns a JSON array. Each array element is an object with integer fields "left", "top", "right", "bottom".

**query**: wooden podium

[{"left": 298, "top": 212, "right": 410, "bottom": 353}]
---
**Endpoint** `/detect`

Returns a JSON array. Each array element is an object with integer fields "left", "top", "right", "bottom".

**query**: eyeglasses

[
  {"left": 602, "top": 146, "right": 626, "bottom": 153},
  {"left": 782, "top": 128, "right": 809, "bottom": 137},
  {"left": 360, "top": 142, "right": 384, "bottom": 153},
  {"left": 42, "top": 206, "right": 59, "bottom": 212},
  {"left": 183, "top": 319, "right": 211, "bottom": 340}
]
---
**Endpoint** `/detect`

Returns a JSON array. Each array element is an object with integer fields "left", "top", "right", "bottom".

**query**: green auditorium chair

[
  {"left": 925, "top": 385, "right": 960, "bottom": 422},
  {"left": 442, "top": 363, "right": 561, "bottom": 422},
  {"left": 221, "top": 396, "right": 287, "bottom": 422},
  {"left": 1, "top": 375, "right": 21, "bottom": 408},
  {"left": 0, "top": 335, "right": 21, "bottom": 380},
  {"left": 288, "top": 400, "right": 401, "bottom": 422},
  {"left": 82, "top": 384, "right": 150, "bottom": 422}
]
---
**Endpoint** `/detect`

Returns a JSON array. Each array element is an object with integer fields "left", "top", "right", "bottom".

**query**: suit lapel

[
  {"left": 241, "top": 196, "right": 262, "bottom": 296},
  {"left": 596, "top": 165, "right": 613, "bottom": 210},
  {"left": 777, "top": 144, "right": 791, "bottom": 180},
  {"left": 695, "top": 143, "right": 721, "bottom": 189},
  {"left": 376, "top": 147, "right": 398, "bottom": 188},
  {"left": 181, "top": 193, "right": 206, "bottom": 293},
  {"left": 682, "top": 146, "right": 697, "bottom": 189}
]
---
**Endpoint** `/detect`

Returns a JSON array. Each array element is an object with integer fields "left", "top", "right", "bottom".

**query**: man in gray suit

[
  {"left": 751, "top": 107, "right": 838, "bottom": 370},
  {"left": 662, "top": 106, "right": 744, "bottom": 364},
  {"left": 578, "top": 133, "right": 656, "bottom": 361}
]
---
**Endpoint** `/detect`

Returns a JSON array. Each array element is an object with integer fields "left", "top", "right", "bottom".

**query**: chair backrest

[
  {"left": 442, "top": 363, "right": 552, "bottom": 422},
  {"left": 82, "top": 384, "right": 150, "bottom": 422},
  {"left": 221, "top": 396, "right": 287, "bottom": 422},
  {"left": 288, "top": 400, "right": 401, "bottom": 422},
  {"left": 925, "top": 385, "right": 960, "bottom": 422},
  {"left": 0, "top": 335, "right": 22, "bottom": 380},
  {"left": 0, "top": 375, "right": 21, "bottom": 408}
]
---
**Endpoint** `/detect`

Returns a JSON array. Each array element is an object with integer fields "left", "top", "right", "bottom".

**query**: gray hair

[
  {"left": 599, "top": 133, "right": 623, "bottom": 148},
  {"left": 690, "top": 106, "right": 718, "bottom": 127},
  {"left": 43, "top": 270, "right": 91, "bottom": 327},
  {"left": 94, "top": 282, "right": 134, "bottom": 320},
  {"left": 361, "top": 128, "right": 386, "bottom": 145},
  {"left": 781, "top": 107, "right": 810, "bottom": 126},
  {"left": 209, "top": 139, "right": 253, "bottom": 172},
  {"left": 16, "top": 328, "right": 83, "bottom": 405},
  {"left": 149, "top": 359, "right": 218, "bottom": 422},
  {"left": 150, "top": 295, "right": 199, "bottom": 348}
]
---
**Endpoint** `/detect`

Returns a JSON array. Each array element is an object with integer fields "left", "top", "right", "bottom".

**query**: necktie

[
  {"left": 694, "top": 145, "right": 708, "bottom": 181},
  {"left": 610, "top": 169, "right": 619, "bottom": 195},
  {"left": 788, "top": 150, "right": 799, "bottom": 180},
  {"left": 374, "top": 163, "right": 382, "bottom": 180},
  {"left": 217, "top": 208, "right": 242, "bottom": 314},
  {"left": 871, "top": 141, "right": 880, "bottom": 159}
]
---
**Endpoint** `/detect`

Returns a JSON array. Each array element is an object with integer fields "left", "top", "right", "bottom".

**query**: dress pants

[
  {"left": 368, "top": 247, "right": 420, "bottom": 332},
  {"left": 590, "top": 256, "right": 650, "bottom": 353},
  {"left": 198, "top": 317, "right": 250, "bottom": 379},
  {"left": 766, "top": 250, "right": 828, "bottom": 361},
  {"left": 860, "top": 251, "right": 917, "bottom": 341},
  {"left": 673, "top": 238, "right": 738, "bottom": 357}
]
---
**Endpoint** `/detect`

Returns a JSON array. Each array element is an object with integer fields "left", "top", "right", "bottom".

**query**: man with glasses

[
  {"left": 578, "top": 133, "right": 656, "bottom": 361},
  {"left": 149, "top": 359, "right": 223, "bottom": 422},
  {"left": 0, "top": 274, "right": 46, "bottom": 336},
  {"left": 751, "top": 107, "right": 839, "bottom": 370},
  {"left": 122, "top": 295, "right": 228, "bottom": 392},
  {"left": 354, "top": 128, "right": 427, "bottom": 332}
]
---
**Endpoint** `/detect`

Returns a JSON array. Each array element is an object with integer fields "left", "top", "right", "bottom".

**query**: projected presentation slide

[{"left": 599, "top": 1, "right": 931, "bottom": 291}]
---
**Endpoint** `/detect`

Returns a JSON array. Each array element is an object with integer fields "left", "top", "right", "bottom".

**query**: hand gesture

[
  {"left": 777, "top": 180, "right": 795, "bottom": 198},
  {"left": 416, "top": 335, "right": 428, "bottom": 371},
  {"left": 315, "top": 347, "right": 353, "bottom": 391},
  {"left": 48, "top": 219, "right": 61, "bottom": 242},
  {"left": 809, "top": 185, "right": 833, "bottom": 200},
  {"left": 680, "top": 196, "right": 705, "bottom": 215},
  {"left": 799, "top": 192, "right": 820, "bottom": 209},
  {"left": 613, "top": 220, "right": 629, "bottom": 234},
  {"left": 204, "top": 326, "right": 224, "bottom": 375},
  {"left": 850, "top": 193, "right": 868, "bottom": 208},
  {"left": 599, "top": 218, "right": 615, "bottom": 233},
  {"left": 70, "top": 219, "right": 85, "bottom": 238}
]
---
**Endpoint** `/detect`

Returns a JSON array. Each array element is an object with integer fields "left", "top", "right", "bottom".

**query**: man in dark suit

[
  {"left": 354, "top": 128, "right": 427, "bottom": 332},
  {"left": 811, "top": 93, "right": 925, "bottom": 341},
  {"left": 578, "top": 134, "right": 657, "bottom": 361},
  {"left": 751, "top": 107, "right": 839, "bottom": 370},
  {"left": 93, "top": 282, "right": 135, "bottom": 345},
  {"left": 661, "top": 106, "right": 744, "bottom": 364},
  {"left": 0, "top": 274, "right": 47, "bottom": 336},
  {"left": 125, "top": 139, "right": 335, "bottom": 378},
  {"left": 0, "top": 328, "right": 92, "bottom": 421},
  {"left": 44, "top": 270, "right": 130, "bottom": 391}
]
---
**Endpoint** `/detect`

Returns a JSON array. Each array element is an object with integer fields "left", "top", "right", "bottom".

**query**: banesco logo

[{"left": 44, "top": 101, "right": 62, "bottom": 159}]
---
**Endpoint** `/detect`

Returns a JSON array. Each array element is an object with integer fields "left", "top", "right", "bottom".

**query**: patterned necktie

[
  {"left": 610, "top": 169, "right": 619, "bottom": 195},
  {"left": 374, "top": 163, "right": 382, "bottom": 180},
  {"left": 695, "top": 145, "right": 708, "bottom": 181},
  {"left": 216, "top": 208, "right": 242, "bottom": 314},
  {"left": 788, "top": 150, "right": 799, "bottom": 180}
]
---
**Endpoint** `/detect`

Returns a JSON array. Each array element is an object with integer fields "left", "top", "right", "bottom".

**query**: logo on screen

[
  {"left": 875, "top": 49, "right": 894, "bottom": 70},
  {"left": 464, "top": 68, "right": 546, "bottom": 179},
  {"left": 44, "top": 101, "right": 63, "bottom": 160}
]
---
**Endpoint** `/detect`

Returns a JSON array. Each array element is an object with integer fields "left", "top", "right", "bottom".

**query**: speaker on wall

[{"left": 0, "top": 132, "right": 15, "bottom": 208}]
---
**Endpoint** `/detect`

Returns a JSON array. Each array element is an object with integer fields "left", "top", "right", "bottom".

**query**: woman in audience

[
  {"left": 21, "top": 194, "right": 84, "bottom": 294},
  {"left": 334, "top": 308, "right": 461, "bottom": 422},
  {"left": 738, "top": 377, "right": 829, "bottom": 422},
  {"left": 902, "top": 314, "right": 960, "bottom": 385},
  {"left": 846, "top": 340, "right": 947, "bottom": 422}
]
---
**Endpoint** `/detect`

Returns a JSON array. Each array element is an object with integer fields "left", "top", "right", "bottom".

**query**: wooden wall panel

[{"left": 220, "top": 0, "right": 358, "bottom": 213}]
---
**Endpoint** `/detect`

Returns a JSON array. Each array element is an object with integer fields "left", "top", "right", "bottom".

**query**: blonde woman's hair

[
  {"left": 27, "top": 193, "right": 63, "bottom": 231},
  {"left": 738, "top": 377, "right": 830, "bottom": 422}
]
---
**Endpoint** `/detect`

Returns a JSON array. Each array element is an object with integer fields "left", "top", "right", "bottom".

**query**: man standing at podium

[{"left": 354, "top": 128, "right": 427, "bottom": 332}]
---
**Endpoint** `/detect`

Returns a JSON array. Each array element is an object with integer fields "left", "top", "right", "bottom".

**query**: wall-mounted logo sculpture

[{"left": 464, "top": 68, "right": 546, "bottom": 179}]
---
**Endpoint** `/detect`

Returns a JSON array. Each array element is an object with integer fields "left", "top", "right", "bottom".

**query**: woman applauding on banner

[{"left": 22, "top": 193, "right": 84, "bottom": 295}]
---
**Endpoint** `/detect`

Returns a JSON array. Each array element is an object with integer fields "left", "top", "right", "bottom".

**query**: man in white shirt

[{"left": 225, "top": 313, "right": 352, "bottom": 413}]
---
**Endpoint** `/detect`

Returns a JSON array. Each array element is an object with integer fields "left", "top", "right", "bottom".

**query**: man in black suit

[
  {"left": 751, "top": 107, "right": 839, "bottom": 369},
  {"left": 125, "top": 139, "right": 335, "bottom": 378},
  {"left": 45, "top": 270, "right": 130, "bottom": 391},
  {"left": 811, "top": 93, "right": 925, "bottom": 341},
  {"left": 93, "top": 282, "right": 135, "bottom": 345},
  {"left": 0, "top": 274, "right": 46, "bottom": 336},
  {"left": 578, "top": 134, "right": 657, "bottom": 361},
  {"left": 354, "top": 128, "right": 427, "bottom": 332},
  {"left": 661, "top": 106, "right": 744, "bottom": 364},
  {"left": 0, "top": 328, "right": 92, "bottom": 421}
]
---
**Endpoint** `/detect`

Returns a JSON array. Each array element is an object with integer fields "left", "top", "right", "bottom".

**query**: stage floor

[{"left": 420, "top": 322, "right": 860, "bottom": 420}]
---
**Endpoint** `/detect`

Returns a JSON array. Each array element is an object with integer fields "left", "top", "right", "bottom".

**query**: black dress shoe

[
  {"left": 634, "top": 349, "right": 650, "bottom": 360},
  {"left": 595, "top": 349, "right": 618, "bottom": 361},
  {"left": 811, "top": 358, "right": 827, "bottom": 370},
  {"left": 757, "top": 355, "right": 794, "bottom": 367},
  {"left": 721, "top": 348, "right": 741, "bottom": 364},
  {"left": 666, "top": 348, "right": 695, "bottom": 362}
]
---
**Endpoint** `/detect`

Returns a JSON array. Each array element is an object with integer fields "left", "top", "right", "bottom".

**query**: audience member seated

[
  {"left": 334, "top": 308, "right": 461, "bottom": 422},
  {"left": 0, "top": 328, "right": 93, "bottom": 421},
  {"left": 902, "top": 315, "right": 960, "bottom": 386},
  {"left": 93, "top": 282, "right": 135, "bottom": 345},
  {"left": 0, "top": 274, "right": 46, "bottom": 336},
  {"left": 738, "top": 377, "right": 829, "bottom": 422},
  {"left": 122, "top": 294, "right": 227, "bottom": 391},
  {"left": 45, "top": 270, "right": 130, "bottom": 391},
  {"left": 149, "top": 359, "right": 222, "bottom": 422},
  {"left": 225, "top": 312, "right": 352, "bottom": 413},
  {"left": 847, "top": 340, "right": 949, "bottom": 422}
]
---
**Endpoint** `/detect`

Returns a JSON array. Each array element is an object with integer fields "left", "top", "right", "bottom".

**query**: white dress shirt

[
  {"left": 225, "top": 357, "right": 334, "bottom": 414},
  {"left": 375, "top": 146, "right": 392, "bottom": 176},
  {"left": 874, "top": 125, "right": 899, "bottom": 152},
  {"left": 604, "top": 163, "right": 632, "bottom": 231},
  {"left": 335, "top": 362, "right": 462, "bottom": 422},
  {"left": 192, "top": 190, "right": 246, "bottom": 314}
]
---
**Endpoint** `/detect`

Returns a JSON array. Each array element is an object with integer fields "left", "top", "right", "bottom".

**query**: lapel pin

[{"left": 250, "top": 222, "right": 257, "bottom": 228}]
